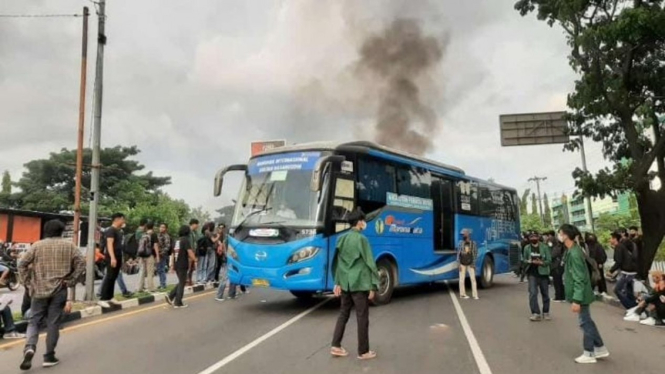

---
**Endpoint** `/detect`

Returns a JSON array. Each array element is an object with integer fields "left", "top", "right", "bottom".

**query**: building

[
  {"left": 0, "top": 208, "right": 98, "bottom": 248},
  {"left": 550, "top": 192, "right": 633, "bottom": 232}
]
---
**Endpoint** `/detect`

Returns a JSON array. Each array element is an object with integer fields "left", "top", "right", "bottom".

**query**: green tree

[
  {"left": 1, "top": 171, "right": 10, "bottom": 194},
  {"left": 531, "top": 193, "right": 538, "bottom": 216},
  {"left": 123, "top": 193, "right": 191, "bottom": 236},
  {"left": 11, "top": 146, "right": 170, "bottom": 213},
  {"left": 543, "top": 193, "right": 553, "bottom": 228},
  {"left": 521, "top": 213, "right": 547, "bottom": 233},
  {"left": 516, "top": 0, "right": 665, "bottom": 278},
  {"left": 189, "top": 206, "right": 212, "bottom": 223},
  {"left": 519, "top": 189, "right": 531, "bottom": 215}
]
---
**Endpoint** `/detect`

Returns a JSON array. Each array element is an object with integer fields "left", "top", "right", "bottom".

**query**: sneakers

[
  {"left": 43, "top": 355, "right": 60, "bottom": 368},
  {"left": 543, "top": 313, "right": 552, "bottom": 321},
  {"left": 460, "top": 295, "right": 470, "bottom": 299},
  {"left": 594, "top": 346, "right": 610, "bottom": 359},
  {"left": 215, "top": 297, "right": 226, "bottom": 302},
  {"left": 97, "top": 300, "right": 111, "bottom": 308},
  {"left": 473, "top": 296, "right": 479, "bottom": 300},
  {"left": 4, "top": 331, "right": 26, "bottom": 339},
  {"left": 20, "top": 347, "right": 35, "bottom": 371},
  {"left": 529, "top": 314, "right": 542, "bottom": 322},
  {"left": 164, "top": 295, "right": 173, "bottom": 306},
  {"left": 623, "top": 313, "right": 641, "bottom": 322},
  {"left": 552, "top": 299, "right": 565, "bottom": 303},
  {"left": 574, "top": 353, "right": 597, "bottom": 364},
  {"left": 625, "top": 306, "right": 640, "bottom": 316},
  {"left": 174, "top": 304, "right": 189, "bottom": 309},
  {"left": 640, "top": 317, "right": 657, "bottom": 326}
]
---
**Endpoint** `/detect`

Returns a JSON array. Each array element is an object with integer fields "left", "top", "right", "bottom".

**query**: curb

[
  {"left": 14, "top": 282, "right": 218, "bottom": 333},
  {"left": 596, "top": 293, "right": 623, "bottom": 309}
]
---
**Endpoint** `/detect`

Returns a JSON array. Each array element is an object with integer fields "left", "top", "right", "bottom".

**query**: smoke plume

[{"left": 355, "top": 19, "right": 444, "bottom": 156}]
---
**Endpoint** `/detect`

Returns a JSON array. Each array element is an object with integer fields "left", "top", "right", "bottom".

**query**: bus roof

[{"left": 255, "top": 141, "right": 516, "bottom": 191}]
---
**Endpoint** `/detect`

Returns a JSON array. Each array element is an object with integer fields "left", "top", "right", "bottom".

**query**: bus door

[
  {"left": 326, "top": 172, "right": 356, "bottom": 289},
  {"left": 431, "top": 176, "right": 455, "bottom": 252}
]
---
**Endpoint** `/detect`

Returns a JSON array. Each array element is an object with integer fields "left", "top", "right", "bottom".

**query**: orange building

[{"left": 0, "top": 208, "right": 80, "bottom": 247}]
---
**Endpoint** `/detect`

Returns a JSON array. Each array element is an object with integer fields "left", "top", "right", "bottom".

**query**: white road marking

[
  {"left": 447, "top": 283, "right": 493, "bottom": 374},
  {"left": 196, "top": 298, "right": 330, "bottom": 374}
]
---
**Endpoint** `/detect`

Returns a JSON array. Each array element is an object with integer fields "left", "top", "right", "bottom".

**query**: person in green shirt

[
  {"left": 559, "top": 224, "right": 609, "bottom": 364},
  {"left": 330, "top": 209, "right": 379, "bottom": 360},
  {"left": 522, "top": 231, "right": 552, "bottom": 321}
]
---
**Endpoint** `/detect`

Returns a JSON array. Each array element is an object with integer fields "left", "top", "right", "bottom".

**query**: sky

[{"left": 0, "top": 0, "right": 613, "bottom": 215}]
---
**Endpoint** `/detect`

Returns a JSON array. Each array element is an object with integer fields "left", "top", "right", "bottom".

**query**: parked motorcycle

[{"left": 0, "top": 260, "right": 20, "bottom": 291}]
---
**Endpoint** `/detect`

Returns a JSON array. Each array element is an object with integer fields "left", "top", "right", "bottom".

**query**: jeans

[
  {"left": 169, "top": 268, "right": 188, "bottom": 306},
  {"left": 117, "top": 272, "right": 128, "bottom": 295},
  {"left": 1, "top": 306, "right": 16, "bottom": 333},
  {"left": 552, "top": 267, "right": 565, "bottom": 301},
  {"left": 215, "top": 265, "right": 229, "bottom": 299},
  {"left": 137, "top": 256, "right": 156, "bottom": 292},
  {"left": 100, "top": 256, "right": 121, "bottom": 301},
  {"left": 578, "top": 305, "right": 604, "bottom": 353},
  {"left": 196, "top": 255, "right": 207, "bottom": 283},
  {"left": 25, "top": 288, "right": 67, "bottom": 357},
  {"left": 332, "top": 291, "right": 370, "bottom": 355},
  {"left": 157, "top": 256, "right": 168, "bottom": 289},
  {"left": 459, "top": 265, "right": 478, "bottom": 298},
  {"left": 615, "top": 273, "right": 637, "bottom": 309},
  {"left": 528, "top": 275, "right": 550, "bottom": 314},
  {"left": 205, "top": 249, "right": 217, "bottom": 282}
]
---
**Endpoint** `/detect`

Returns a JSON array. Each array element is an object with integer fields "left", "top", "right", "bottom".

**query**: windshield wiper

[{"left": 235, "top": 207, "right": 272, "bottom": 232}]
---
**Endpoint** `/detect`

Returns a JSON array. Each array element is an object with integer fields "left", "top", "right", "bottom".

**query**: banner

[{"left": 250, "top": 140, "right": 286, "bottom": 157}]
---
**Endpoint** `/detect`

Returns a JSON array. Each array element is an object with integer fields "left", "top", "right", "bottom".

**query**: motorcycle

[{"left": 0, "top": 260, "right": 20, "bottom": 291}]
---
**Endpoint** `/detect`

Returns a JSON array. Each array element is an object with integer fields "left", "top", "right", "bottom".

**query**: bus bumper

[{"left": 226, "top": 259, "right": 327, "bottom": 292}]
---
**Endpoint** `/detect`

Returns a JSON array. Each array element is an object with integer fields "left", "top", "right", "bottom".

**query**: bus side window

[
  {"left": 432, "top": 176, "right": 454, "bottom": 251},
  {"left": 357, "top": 157, "right": 396, "bottom": 215},
  {"left": 333, "top": 177, "right": 355, "bottom": 232}
]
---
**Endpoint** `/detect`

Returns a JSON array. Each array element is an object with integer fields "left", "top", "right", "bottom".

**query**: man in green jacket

[
  {"left": 331, "top": 209, "right": 379, "bottom": 361},
  {"left": 560, "top": 224, "right": 609, "bottom": 364},
  {"left": 523, "top": 231, "right": 552, "bottom": 321}
]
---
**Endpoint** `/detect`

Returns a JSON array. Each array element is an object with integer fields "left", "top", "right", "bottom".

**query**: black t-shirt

[
  {"left": 174, "top": 237, "right": 192, "bottom": 271},
  {"left": 150, "top": 233, "right": 159, "bottom": 257},
  {"left": 104, "top": 226, "right": 124, "bottom": 257}
]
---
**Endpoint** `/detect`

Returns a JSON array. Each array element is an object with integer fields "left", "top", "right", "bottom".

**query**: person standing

[
  {"left": 137, "top": 223, "right": 158, "bottom": 293},
  {"left": 457, "top": 229, "right": 478, "bottom": 300},
  {"left": 559, "top": 224, "right": 609, "bottom": 364},
  {"left": 549, "top": 230, "right": 566, "bottom": 302},
  {"left": 17, "top": 219, "right": 85, "bottom": 370},
  {"left": 156, "top": 223, "right": 172, "bottom": 290},
  {"left": 330, "top": 210, "right": 378, "bottom": 360},
  {"left": 188, "top": 219, "right": 200, "bottom": 286},
  {"left": 202, "top": 222, "right": 219, "bottom": 284},
  {"left": 608, "top": 231, "right": 638, "bottom": 309},
  {"left": 585, "top": 233, "right": 608, "bottom": 296},
  {"left": 523, "top": 231, "right": 552, "bottom": 321},
  {"left": 166, "top": 225, "right": 197, "bottom": 308},
  {"left": 98, "top": 213, "right": 126, "bottom": 308},
  {"left": 213, "top": 224, "right": 226, "bottom": 282}
]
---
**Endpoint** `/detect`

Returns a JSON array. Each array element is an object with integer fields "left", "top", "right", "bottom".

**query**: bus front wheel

[
  {"left": 374, "top": 259, "right": 395, "bottom": 305},
  {"left": 479, "top": 256, "right": 494, "bottom": 289}
]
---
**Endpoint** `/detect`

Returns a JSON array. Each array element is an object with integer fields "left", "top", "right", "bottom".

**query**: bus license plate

[{"left": 252, "top": 279, "right": 270, "bottom": 288}]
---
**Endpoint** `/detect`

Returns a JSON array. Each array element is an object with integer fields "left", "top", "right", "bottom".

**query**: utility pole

[
  {"left": 528, "top": 176, "right": 547, "bottom": 226},
  {"left": 85, "top": 0, "right": 107, "bottom": 301},
  {"left": 579, "top": 136, "right": 596, "bottom": 232},
  {"left": 73, "top": 6, "right": 89, "bottom": 246}
]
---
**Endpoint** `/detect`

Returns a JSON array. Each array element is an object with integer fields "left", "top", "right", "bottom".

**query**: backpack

[
  {"left": 460, "top": 251, "right": 473, "bottom": 266},
  {"left": 123, "top": 233, "right": 139, "bottom": 258},
  {"left": 137, "top": 235, "right": 152, "bottom": 258},
  {"left": 196, "top": 236, "right": 210, "bottom": 257},
  {"left": 581, "top": 247, "right": 602, "bottom": 285}
]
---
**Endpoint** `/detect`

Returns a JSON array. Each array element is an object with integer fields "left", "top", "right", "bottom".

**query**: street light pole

[
  {"left": 84, "top": 0, "right": 107, "bottom": 301},
  {"left": 528, "top": 176, "right": 548, "bottom": 226},
  {"left": 73, "top": 6, "right": 89, "bottom": 246}
]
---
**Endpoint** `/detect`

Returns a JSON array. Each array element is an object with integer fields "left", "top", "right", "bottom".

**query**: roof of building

[{"left": 0, "top": 208, "right": 78, "bottom": 219}]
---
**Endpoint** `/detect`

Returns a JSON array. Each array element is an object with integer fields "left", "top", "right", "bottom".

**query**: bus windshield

[{"left": 232, "top": 152, "right": 326, "bottom": 228}]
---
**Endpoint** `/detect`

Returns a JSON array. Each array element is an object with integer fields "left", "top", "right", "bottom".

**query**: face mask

[
  {"left": 557, "top": 234, "right": 564, "bottom": 243},
  {"left": 530, "top": 239, "right": 539, "bottom": 245}
]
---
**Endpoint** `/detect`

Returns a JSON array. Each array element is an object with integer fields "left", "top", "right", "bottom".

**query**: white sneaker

[
  {"left": 473, "top": 296, "right": 479, "bottom": 300},
  {"left": 575, "top": 353, "right": 597, "bottom": 364},
  {"left": 625, "top": 306, "right": 639, "bottom": 316},
  {"left": 97, "top": 300, "right": 110, "bottom": 308},
  {"left": 623, "top": 313, "right": 641, "bottom": 322},
  {"left": 3, "top": 331, "right": 25, "bottom": 339},
  {"left": 460, "top": 295, "right": 470, "bottom": 299},
  {"left": 594, "top": 346, "right": 610, "bottom": 359},
  {"left": 600, "top": 292, "right": 609, "bottom": 297},
  {"left": 109, "top": 298, "right": 121, "bottom": 305},
  {"left": 640, "top": 317, "right": 657, "bottom": 326}
]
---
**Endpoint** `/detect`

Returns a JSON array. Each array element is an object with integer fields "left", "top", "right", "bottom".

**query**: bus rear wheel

[
  {"left": 479, "top": 256, "right": 494, "bottom": 289},
  {"left": 290, "top": 291, "right": 314, "bottom": 301},
  {"left": 374, "top": 259, "right": 395, "bottom": 305}
]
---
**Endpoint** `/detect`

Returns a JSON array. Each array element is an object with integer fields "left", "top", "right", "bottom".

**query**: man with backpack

[
  {"left": 559, "top": 224, "right": 609, "bottom": 364},
  {"left": 523, "top": 231, "right": 552, "bottom": 321},
  {"left": 585, "top": 233, "right": 608, "bottom": 296},
  {"left": 137, "top": 222, "right": 158, "bottom": 293},
  {"left": 608, "top": 231, "right": 639, "bottom": 309},
  {"left": 457, "top": 229, "right": 478, "bottom": 300},
  {"left": 156, "top": 223, "right": 172, "bottom": 290},
  {"left": 99, "top": 213, "right": 126, "bottom": 308}
]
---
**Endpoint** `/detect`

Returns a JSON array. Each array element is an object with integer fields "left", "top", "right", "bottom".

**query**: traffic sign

[{"left": 500, "top": 111, "right": 569, "bottom": 146}]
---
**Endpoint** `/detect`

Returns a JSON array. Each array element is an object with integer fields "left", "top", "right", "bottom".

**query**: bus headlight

[
  {"left": 227, "top": 244, "right": 238, "bottom": 260},
  {"left": 288, "top": 247, "right": 320, "bottom": 264}
]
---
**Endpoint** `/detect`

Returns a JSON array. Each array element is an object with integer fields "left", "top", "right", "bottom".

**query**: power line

[{"left": 0, "top": 14, "right": 82, "bottom": 18}]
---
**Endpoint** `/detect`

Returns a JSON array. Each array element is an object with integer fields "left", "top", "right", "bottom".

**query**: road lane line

[
  {"left": 0, "top": 290, "right": 216, "bottom": 351},
  {"left": 197, "top": 298, "right": 331, "bottom": 374},
  {"left": 447, "top": 284, "right": 492, "bottom": 374}
]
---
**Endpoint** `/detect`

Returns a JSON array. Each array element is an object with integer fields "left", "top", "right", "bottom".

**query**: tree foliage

[
  {"left": 9, "top": 146, "right": 170, "bottom": 214},
  {"left": 189, "top": 206, "right": 212, "bottom": 224},
  {"left": 1, "top": 171, "right": 10, "bottom": 194},
  {"left": 543, "top": 193, "right": 553, "bottom": 228},
  {"left": 123, "top": 192, "right": 191, "bottom": 236},
  {"left": 521, "top": 213, "right": 548, "bottom": 233},
  {"left": 515, "top": 0, "right": 665, "bottom": 278},
  {"left": 518, "top": 188, "right": 531, "bottom": 215},
  {"left": 531, "top": 193, "right": 538, "bottom": 216}
]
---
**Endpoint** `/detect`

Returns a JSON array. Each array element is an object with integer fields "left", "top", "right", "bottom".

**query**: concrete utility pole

[
  {"left": 578, "top": 136, "right": 595, "bottom": 232},
  {"left": 85, "top": 0, "right": 107, "bottom": 301},
  {"left": 528, "top": 176, "right": 547, "bottom": 226},
  {"left": 73, "top": 6, "right": 89, "bottom": 246}
]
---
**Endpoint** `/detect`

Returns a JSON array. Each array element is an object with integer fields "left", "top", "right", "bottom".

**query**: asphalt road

[{"left": 0, "top": 276, "right": 662, "bottom": 374}]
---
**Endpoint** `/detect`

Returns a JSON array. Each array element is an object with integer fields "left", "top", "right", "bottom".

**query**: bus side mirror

[
  {"left": 310, "top": 156, "right": 345, "bottom": 192},
  {"left": 214, "top": 164, "right": 248, "bottom": 197}
]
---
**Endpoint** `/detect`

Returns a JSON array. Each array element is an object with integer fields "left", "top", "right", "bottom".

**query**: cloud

[{"left": 0, "top": 0, "right": 611, "bottom": 215}]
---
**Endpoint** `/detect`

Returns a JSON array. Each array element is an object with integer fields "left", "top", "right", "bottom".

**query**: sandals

[
  {"left": 330, "top": 347, "right": 349, "bottom": 357},
  {"left": 358, "top": 351, "right": 377, "bottom": 360}
]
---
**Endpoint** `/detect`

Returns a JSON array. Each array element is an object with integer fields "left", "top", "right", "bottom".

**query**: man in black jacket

[
  {"left": 548, "top": 231, "right": 566, "bottom": 302},
  {"left": 585, "top": 233, "right": 607, "bottom": 296},
  {"left": 608, "top": 231, "right": 638, "bottom": 309}
]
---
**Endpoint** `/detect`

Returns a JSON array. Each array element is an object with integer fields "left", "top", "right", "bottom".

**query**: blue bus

[{"left": 214, "top": 141, "right": 521, "bottom": 304}]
